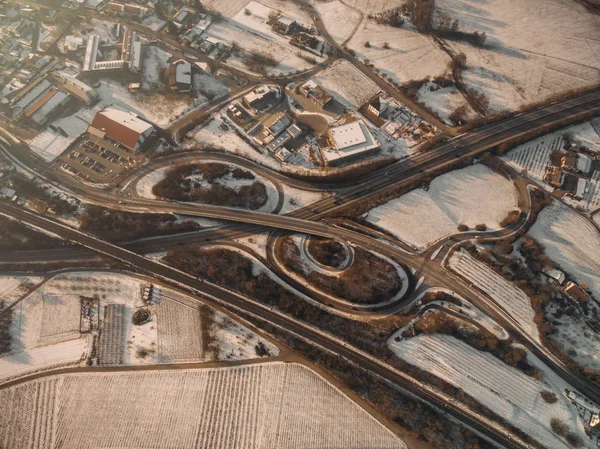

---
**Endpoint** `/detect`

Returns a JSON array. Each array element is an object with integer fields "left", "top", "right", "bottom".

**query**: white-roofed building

[
  {"left": 324, "top": 120, "right": 379, "bottom": 166},
  {"left": 576, "top": 153, "right": 592, "bottom": 174}
]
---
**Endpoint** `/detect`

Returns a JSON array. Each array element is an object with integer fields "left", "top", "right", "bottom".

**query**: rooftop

[{"left": 96, "top": 108, "right": 153, "bottom": 134}]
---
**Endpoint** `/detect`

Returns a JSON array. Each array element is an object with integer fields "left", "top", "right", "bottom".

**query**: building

[
  {"left": 51, "top": 70, "right": 98, "bottom": 104},
  {"left": 323, "top": 120, "right": 379, "bottom": 166},
  {"left": 89, "top": 108, "right": 154, "bottom": 150},
  {"left": 360, "top": 94, "right": 386, "bottom": 128},
  {"left": 542, "top": 268, "right": 566, "bottom": 285},
  {"left": 272, "top": 16, "right": 295, "bottom": 34},
  {"left": 561, "top": 151, "right": 577, "bottom": 171},
  {"left": 64, "top": 35, "right": 85, "bottom": 53},
  {"left": 300, "top": 80, "right": 333, "bottom": 108},
  {"left": 242, "top": 85, "right": 277, "bottom": 113},
  {"left": 29, "top": 90, "right": 71, "bottom": 126},
  {"left": 576, "top": 153, "right": 592, "bottom": 174},
  {"left": 82, "top": 30, "right": 142, "bottom": 74},
  {"left": 563, "top": 281, "right": 591, "bottom": 303},
  {"left": 166, "top": 59, "right": 192, "bottom": 93},
  {"left": 266, "top": 123, "right": 302, "bottom": 153},
  {"left": 543, "top": 165, "right": 563, "bottom": 188},
  {"left": 105, "top": 2, "right": 149, "bottom": 18}
]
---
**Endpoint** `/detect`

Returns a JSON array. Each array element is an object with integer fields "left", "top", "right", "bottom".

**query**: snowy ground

[
  {"left": 529, "top": 201, "right": 600, "bottom": 300},
  {"left": 0, "top": 362, "right": 406, "bottom": 449},
  {"left": 546, "top": 302, "right": 600, "bottom": 373},
  {"left": 211, "top": 311, "right": 279, "bottom": 361},
  {"left": 435, "top": 0, "right": 600, "bottom": 113},
  {"left": 417, "top": 81, "right": 478, "bottom": 125},
  {"left": 280, "top": 185, "right": 327, "bottom": 214},
  {"left": 314, "top": 0, "right": 362, "bottom": 45},
  {"left": 347, "top": 21, "right": 450, "bottom": 85},
  {"left": 0, "top": 272, "right": 278, "bottom": 383},
  {"left": 142, "top": 46, "right": 172, "bottom": 88},
  {"left": 94, "top": 79, "right": 194, "bottom": 128},
  {"left": 202, "top": 1, "right": 323, "bottom": 77},
  {"left": 448, "top": 250, "right": 539, "bottom": 341},
  {"left": 502, "top": 120, "right": 600, "bottom": 210},
  {"left": 389, "top": 334, "right": 589, "bottom": 449},
  {"left": 314, "top": 60, "right": 381, "bottom": 109},
  {"left": 0, "top": 276, "right": 44, "bottom": 308},
  {"left": 367, "top": 164, "right": 519, "bottom": 250}
]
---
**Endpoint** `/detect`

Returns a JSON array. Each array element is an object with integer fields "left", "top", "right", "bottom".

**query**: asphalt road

[{"left": 0, "top": 201, "right": 531, "bottom": 449}]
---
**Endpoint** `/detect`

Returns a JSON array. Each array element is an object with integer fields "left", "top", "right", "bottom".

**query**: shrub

[
  {"left": 457, "top": 224, "right": 469, "bottom": 232},
  {"left": 383, "top": 42, "right": 390, "bottom": 49},
  {"left": 540, "top": 390, "right": 558, "bottom": 404},
  {"left": 254, "top": 341, "right": 271, "bottom": 357},
  {"left": 499, "top": 210, "right": 521, "bottom": 227},
  {"left": 244, "top": 8, "right": 251, "bottom": 15},
  {"left": 475, "top": 224, "right": 487, "bottom": 231},
  {"left": 364, "top": 41, "right": 371, "bottom": 47},
  {"left": 132, "top": 308, "right": 152, "bottom": 325},
  {"left": 550, "top": 418, "right": 568, "bottom": 437},
  {"left": 566, "top": 432, "right": 584, "bottom": 448}
]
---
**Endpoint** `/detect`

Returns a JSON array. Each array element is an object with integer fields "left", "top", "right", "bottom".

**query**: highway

[
  {"left": 0, "top": 201, "right": 535, "bottom": 449},
  {"left": 0, "top": 2, "right": 599, "bottom": 444}
]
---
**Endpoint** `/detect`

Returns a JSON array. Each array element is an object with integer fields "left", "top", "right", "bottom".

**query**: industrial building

[
  {"left": 323, "top": 121, "right": 379, "bottom": 165},
  {"left": 89, "top": 107, "right": 154, "bottom": 150},
  {"left": 82, "top": 29, "right": 143, "bottom": 74}
]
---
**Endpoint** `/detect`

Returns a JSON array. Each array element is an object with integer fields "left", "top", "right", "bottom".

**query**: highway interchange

[{"left": 1, "top": 0, "right": 600, "bottom": 446}]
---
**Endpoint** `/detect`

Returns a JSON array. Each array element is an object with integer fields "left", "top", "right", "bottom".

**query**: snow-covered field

[
  {"left": 202, "top": 1, "right": 322, "bottom": 76},
  {"left": 314, "top": 0, "right": 362, "bottom": 44},
  {"left": 94, "top": 79, "right": 194, "bottom": 128},
  {"left": 435, "top": 0, "right": 600, "bottom": 112},
  {"left": 280, "top": 185, "right": 327, "bottom": 214},
  {"left": 314, "top": 60, "right": 381, "bottom": 109},
  {"left": 389, "top": 334, "right": 587, "bottom": 449},
  {"left": 211, "top": 311, "right": 279, "bottom": 361},
  {"left": 503, "top": 120, "right": 600, "bottom": 211},
  {"left": 529, "top": 202, "right": 600, "bottom": 299},
  {"left": 449, "top": 250, "right": 539, "bottom": 341},
  {"left": 347, "top": 22, "right": 450, "bottom": 85},
  {"left": 0, "top": 272, "right": 277, "bottom": 383},
  {"left": 502, "top": 133, "right": 564, "bottom": 188},
  {"left": 0, "top": 363, "right": 406, "bottom": 449},
  {"left": 367, "top": 164, "right": 519, "bottom": 249},
  {"left": 546, "top": 304, "right": 600, "bottom": 373},
  {"left": 0, "top": 276, "right": 44, "bottom": 308},
  {"left": 417, "top": 81, "right": 478, "bottom": 125},
  {"left": 143, "top": 46, "right": 172, "bottom": 88}
]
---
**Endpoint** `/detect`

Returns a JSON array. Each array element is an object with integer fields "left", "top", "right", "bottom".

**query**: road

[{"left": 0, "top": 201, "right": 534, "bottom": 449}]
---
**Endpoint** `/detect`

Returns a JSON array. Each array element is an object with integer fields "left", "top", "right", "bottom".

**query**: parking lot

[{"left": 57, "top": 135, "right": 145, "bottom": 184}]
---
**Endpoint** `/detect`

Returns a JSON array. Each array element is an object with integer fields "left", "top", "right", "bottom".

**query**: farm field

[
  {"left": 1, "top": 272, "right": 278, "bottom": 383},
  {"left": 314, "top": 60, "right": 381, "bottom": 109},
  {"left": 529, "top": 202, "right": 600, "bottom": 299},
  {"left": 389, "top": 334, "right": 587, "bottom": 449},
  {"left": 448, "top": 250, "right": 539, "bottom": 341},
  {"left": 367, "top": 164, "right": 519, "bottom": 250},
  {"left": 435, "top": 0, "right": 600, "bottom": 112},
  {"left": 0, "top": 276, "right": 44, "bottom": 308},
  {"left": 416, "top": 81, "right": 478, "bottom": 126},
  {"left": 314, "top": 0, "right": 363, "bottom": 44},
  {"left": 346, "top": 22, "right": 450, "bottom": 86},
  {"left": 0, "top": 363, "right": 407, "bottom": 449}
]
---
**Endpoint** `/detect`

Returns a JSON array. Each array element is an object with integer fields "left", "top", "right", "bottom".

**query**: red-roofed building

[{"left": 90, "top": 108, "right": 154, "bottom": 150}]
